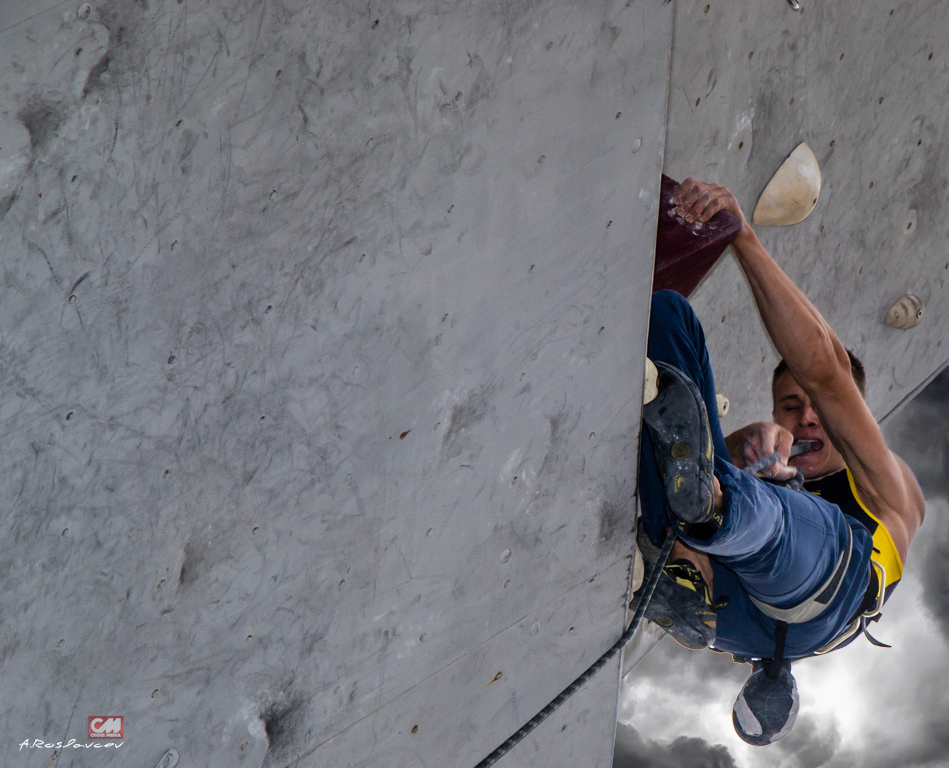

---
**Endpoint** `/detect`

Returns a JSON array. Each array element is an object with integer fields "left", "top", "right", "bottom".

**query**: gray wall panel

[
  {"left": 664, "top": 0, "right": 949, "bottom": 430},
  {"left": 0, "top": 1, "right": 672, "bottom": 766}
]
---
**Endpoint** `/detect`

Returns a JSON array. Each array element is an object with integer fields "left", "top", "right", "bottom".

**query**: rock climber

[{"left": 635, "top": 178, "right": 926, "bottom": 745}]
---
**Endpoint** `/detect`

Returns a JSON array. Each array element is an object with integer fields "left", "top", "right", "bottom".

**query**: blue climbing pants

[{"left": 639, "top": 290, "right": 873, "bottom": 659}]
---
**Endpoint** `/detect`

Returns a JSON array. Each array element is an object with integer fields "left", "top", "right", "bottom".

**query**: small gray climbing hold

[{"left": 156, "top": 749, "right": 180, "bottom": 768}]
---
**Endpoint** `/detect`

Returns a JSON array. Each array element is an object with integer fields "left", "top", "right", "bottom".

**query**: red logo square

[{"left": 88, "top": 716, "right": 123, "bottom": 739}]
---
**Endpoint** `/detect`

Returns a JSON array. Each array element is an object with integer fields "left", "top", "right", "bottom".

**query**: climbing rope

[{"left": 473, "top": 530, "right": 677, "bottom": 768}]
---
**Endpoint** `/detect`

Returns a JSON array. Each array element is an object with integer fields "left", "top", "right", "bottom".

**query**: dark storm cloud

[
  {"left": 917, "top": 504, "right": 949, "bottom": 637},
  {"left": 769, "top": 714, "right": 840, "bottom": 768},
  {"left": 613, "top": 723, "right": 738, "bottom": 768}
]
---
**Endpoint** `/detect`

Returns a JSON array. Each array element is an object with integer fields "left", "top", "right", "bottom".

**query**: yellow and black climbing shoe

[
  {"left": 664, "top": 560, "right": 730, "bottom": 612},
  {"left": 633, "top": 560, "right": 720, "bottom": 650},
  {"left": 642, "top": 361, "right": 716, "bottom": 526},
  {"left": 634, "top": 525, "right": 728, "bottom": 650}
]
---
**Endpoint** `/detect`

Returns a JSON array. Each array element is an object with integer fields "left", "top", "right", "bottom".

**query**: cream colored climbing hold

[
  {"left": 752, "top": 143, "right": 822, "bottom": 226},
  {"left": 717, "top": 394, "right": 730, "bottom": 418},
  {"left": 644, "top": 358, "right": 658, "bottom": 405},
  {"left": 884, "top": 294, "right": 924, "bottom": 330}
]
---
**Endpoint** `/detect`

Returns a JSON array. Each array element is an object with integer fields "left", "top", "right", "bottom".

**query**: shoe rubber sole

[{"left": 642, "top": 362, "right": 716, "bottom": 526}]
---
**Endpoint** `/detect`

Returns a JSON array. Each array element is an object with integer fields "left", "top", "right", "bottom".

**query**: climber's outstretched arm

[{"left": 672, "top": 179, "right": 924, "bottom": 561}]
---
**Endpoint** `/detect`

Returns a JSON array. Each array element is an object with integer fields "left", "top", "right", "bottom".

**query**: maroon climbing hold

[{"left": 652, "top": 174, "right": 743, "bottom": 298}]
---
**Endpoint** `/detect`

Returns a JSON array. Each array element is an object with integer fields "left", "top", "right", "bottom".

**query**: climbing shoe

[
  {"left": 642, "top": 361, "right": 719, "bottom": 530},
  {"left": 732, "top": 660, "right": 800, "bottom": 745},
  {"left": 633, "top": 524, "right": 728, "bottom": 650},
  {"left": 664, "top": 560, "right": 729, "bottom": 612}
]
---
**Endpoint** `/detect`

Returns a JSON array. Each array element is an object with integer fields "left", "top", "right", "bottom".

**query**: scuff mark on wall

[
  {"left": 16, "top": 96, "right": 67, "bottom": 153},
  {"left": 440, "top": 383, "right": 498, "bottom": 464}
]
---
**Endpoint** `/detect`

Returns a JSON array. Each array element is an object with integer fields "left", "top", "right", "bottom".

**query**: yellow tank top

[{"left": 804, "top": 468, "right": 903, "bottom": 602}]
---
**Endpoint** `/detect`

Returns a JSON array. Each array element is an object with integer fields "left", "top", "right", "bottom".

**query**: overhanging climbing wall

[
  {"left": 663, "top": 0, "right": 949, "bottom": 431},
  {"left": 0, "top": 1, "right": 673, "bottom": 766}
]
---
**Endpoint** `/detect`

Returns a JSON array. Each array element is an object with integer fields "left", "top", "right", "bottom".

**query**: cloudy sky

[{"left": 615, "top": 365, "right": 949, "bottom": 768}]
